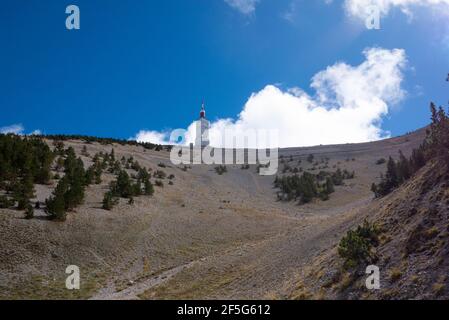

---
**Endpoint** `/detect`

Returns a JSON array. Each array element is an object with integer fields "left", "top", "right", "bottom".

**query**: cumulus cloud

[
  {"left": 0, "top": 124, "right": 43, "bottom": 136},
  {"left": 134, "top": 47, "right": 407, "bottom": 148},
  {"left": 133, "top": 130, "right": 172, "bottom": 145},
  {"left": 0, "top": 124, "right": 25, "bottom": 135},
  {"left": 224, "top": 0, "right": 260, "bottom": 15},
  {"left": 341, "top": 0, "right": 449, "bottom": 19}
]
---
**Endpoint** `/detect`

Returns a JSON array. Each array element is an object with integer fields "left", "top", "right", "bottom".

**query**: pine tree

[
  {"left": 102, "top": 191, "right": 117, "bottom": 210},
  {"left": 93, "top": 159, "right": 103, "bottom": 184},
  {"left": 81, "top": 145, "right": 89, "bottom": 156},
  {"left": 55, "top": 157, "right": 65, "bottom": 172},
  {"left": 132, "top": 182, "right": 142, "bottom": 196},
  {"left": 143, "top": 178, "right": 154, "bottom": 196},
  {"left": 397, "top": 151, "right": 411, "bottom": 183},
  {"left": 385, "top": 157, "right": 399, "bottom": 190},
  {"left": 325, "top": 177, "right": 335, "bottom": 194},
  {"left": 0, "top": 195, "right": 13, "bottom": 209},
  {"left": 17, "top": 174, "right": 35, "bottom": 210},
  {"left": 24, "top": 204, "right": 34, "bottom": 220},
  {"left": 64, "top": 157, "right": 86, "bottom": 210},
  {"left": 46, "top": 177, "right": 69, "bottom": 221},
  {"left": 85, "top": 166, "right": 95, "bottom": 185},
  {"left": 114, "top": 170, "right": 132, "bottom": 198},
  {"left": 410, "top": 148, "right": 426, "bottom": 172}
]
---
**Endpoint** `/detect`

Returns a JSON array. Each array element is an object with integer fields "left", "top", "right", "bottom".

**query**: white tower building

[{"left": 195, "top": 102, "right": 210, "bottom": 148}]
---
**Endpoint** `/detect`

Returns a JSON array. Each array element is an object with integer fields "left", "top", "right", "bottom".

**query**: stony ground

[{"left": 0, "top": 129, "right": 426, "bottom": 299}]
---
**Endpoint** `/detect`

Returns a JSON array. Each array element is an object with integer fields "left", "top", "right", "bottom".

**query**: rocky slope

[
  {"left": 290, "top": 158, "right": 449, "bottom": 300},
  {"left": 0, "top": 128, "right": 430, "bottom": 299}
]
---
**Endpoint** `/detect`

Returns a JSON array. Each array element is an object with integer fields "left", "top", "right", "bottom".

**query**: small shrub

[
  {"left": 425, "top": 226, "right": 439, "bottom": 239},
  {"left": 0, "top": 195, "right": 14, "bottom": 209},
  {"left": 102, "top": 191, "right": 118, "bottom": 210},
  {"left": 389, "top": 268, "right": 402, "bottom": 282},
  {"left": 215, "top": 165, "right": 227, "bottom": 175},
  {"left": 338, "top": 221, "right": 380, "bottom": 268},
  {"left": 154, "top": 170, "right": 166, "bottom": 179},
  {"left": 433, "top": 283, "right": 445, "bottom": 297},
  {"left": 24, "top": 204, "right": 34, "bottom": 220},
  {"left": 155, "top": 180, "right": 164, "bottom": 188},
  {"left": 143, "top": 179, "right": 154, "bottom": 196},
  {"left": 81, "top": 145, "right": 89, "bottom": 157},
  {"left": 410, "top": 275, "right": 419, "bottom": 284}
]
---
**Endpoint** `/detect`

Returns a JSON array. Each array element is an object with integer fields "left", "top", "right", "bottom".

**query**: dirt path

[{"left": 90, "top": 260, "right": 199, "bottom": 300}]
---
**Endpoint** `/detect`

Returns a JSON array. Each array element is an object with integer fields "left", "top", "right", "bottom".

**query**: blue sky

[{"left": 1, "top": 0, "right": 448, "bottom": 146}]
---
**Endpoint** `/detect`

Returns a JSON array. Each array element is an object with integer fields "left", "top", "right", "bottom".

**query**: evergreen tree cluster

[
  {"left": 0, "top": 134, "right": 54, "bottom": 212},
  {"left": 371, "top": 100, "right": 449, "bottom": 198},
  {"left": 328, "top": 168, "right": 355, "bottom": 186},
  {"left": 99, "top": 152, "right": 163, "bottom": 210},
  {"left": 274, "top": 167, "right": 355, "bottom": 204},
  {"left": 370, "top": 150, "right": 425, "bottom": 198},
  {"left": 45, "top": 147, "right": 92, "bottom": 221},
  {"left": 102, "top": 167, "right": 154, "bottom": 211},
  {"left": 426, "top": 102, "right": 449, "bottom": 164},
  {"left": 274, "top": 169, "right": 347, "bottom": 204},
  {"left": 41, "top": 134, "right": 171, "bottom": 151}
]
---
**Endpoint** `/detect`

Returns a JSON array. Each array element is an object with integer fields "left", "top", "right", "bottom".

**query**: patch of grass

[
  {"left": 338, "top": 272, "right": 354, "bottom": 292},
  {"left": 3, "top": 271, "right": 107, "bottom": 300},
  {"left": 425, "top": 226, "right": 439, "bottom": 239},
  {"left": 432, "top": 283, "right": 445, "bottom": 297},
  {"left": 140, "top": 266, "right": 242, "bottom": 300},
  {"left": 314, "top": 288, "right": 327, "bottom": 300},
  {"left": 410, "top": 275, "right": 420, "bottom": 284},
  {"left": 389, "top": 268, "right": 402, "bottom": 282},
  {"left": 291, "top": 283, "right": 313, "bottom": 300}
]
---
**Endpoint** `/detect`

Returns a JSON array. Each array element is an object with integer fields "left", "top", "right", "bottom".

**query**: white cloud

[
  {"left": 224, "top": 0, "right": 260, "bottom": 15},
  {"left": 30, "top": 130, "right": 42, "bottom": 136},
  {"left": 0, "top": 124, "right": 43, "bottom": 136},
  {"left": 342, "top": 0, "right": 449, "bottom": 19},
  {"left": 134, "top": 48, "right": 407, "bottom": 148},
  {"left": 133, "top": 130, "right": 172, "bottom": 145},
  {"left": 282, "top": 1, "right": 298, "bottom": 23},
  {"left": 0, "top": 124, "right": 25, "bottom": 135}
]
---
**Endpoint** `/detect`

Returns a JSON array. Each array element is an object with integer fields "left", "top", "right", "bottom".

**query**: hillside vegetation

[{"left": 291, "top": 102, "right": 449, "bottom": 300}]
